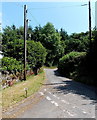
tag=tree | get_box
[64,32,89,54]
[2,25,17,45]
[42,22,56,35]
[2,39,24,62]
[27,40,47,70]
[31,25,42,42]
[17,26,24,39]
[40,22,64,66]
[60,28,69,41]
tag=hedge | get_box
[58,51,86,77]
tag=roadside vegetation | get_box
[1,22,97,95]
[2,70,45,109]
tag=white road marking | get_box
[63,110,75,117]
[73,106,88,115]
[46,96,51,101]
[51,101,55,104]
[48,92,60,99]
[48,92,51,94]
[72,106,77,109]
[67,111,75,116]
[72,94,76,96]
[44,89,47,91]
[53,94,56,97]
[54,102,59,106]
[92,116,95,118]
[51,101,59,107]
[39,92,44,96]
[61,100,69,104]
[82,111,87,114]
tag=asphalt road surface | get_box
[19,68,97,118]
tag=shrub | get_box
[58,52,86,77]
[1,57,23,73]
[27,40,47,69]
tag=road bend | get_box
[18,68,97,118]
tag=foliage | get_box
[1,57,23,73]
[58,52,86,77]
[85,29,97,84]
[64,37,89,54]
[27,40,47,69]
[2,23,97,86]
[2,71,45,109]
[41,22,56,35]
[41,22,64,66]
[60,28,69,41]
[3,39,24,62]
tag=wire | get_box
[28,4,87,10]
[28,10,40,25]
[16,3,23,8]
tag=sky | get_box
[0,0,96,35]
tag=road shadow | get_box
[53,70,97,104]
[54,69,65,77]
[42,83,65,86]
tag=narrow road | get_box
[19,68,97,118]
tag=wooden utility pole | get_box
[89,0,92,52]
[24,5,27,80]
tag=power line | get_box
[28,4,87,10]
[16,3,23,8]
[28,10,40,25]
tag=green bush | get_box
[58,52,86,77]
[64,38,89,54]
[1,57,23,73]
[27,40,47,69]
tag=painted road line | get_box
[48,92,59,99]
[51,101,59,107]
[66,111,75,117]
[73,106,87,115]
[48,92,51,94]
[46,96,51,101]
[73,106,88,115]
[61,100,69,104]
[44,89,47,91]
[53,94,57,97]
[82,111,87,114]
[63,110,66,112]
[72,94,76,96]
[51,101,55,104]
[92,115,95,118]
[72,106,77,109]
[39,92,44,96]
[54,102,59,107]
[63,110,75,117]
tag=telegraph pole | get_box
[81,1,92,52]
[89,0,92,52]
[24,5,27,80]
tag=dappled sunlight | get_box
[53,70,97,104]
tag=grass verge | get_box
[2,71,45,110]
[43,66,57,69]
